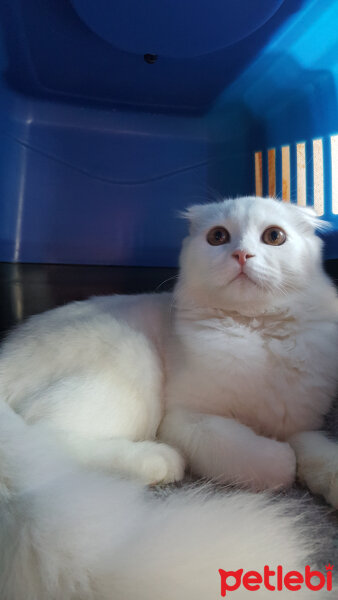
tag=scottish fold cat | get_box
[0,196,337,500]
[1,195,338,599]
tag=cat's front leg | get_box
[289,431,338,508]
[159,408,296,491]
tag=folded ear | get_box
[178,204,210,222]
[291,204,331,232]
[178,203,214,233]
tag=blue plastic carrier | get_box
[0,0,337,266]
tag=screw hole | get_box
[144,53,158,64]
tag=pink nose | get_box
[232,250,255,266]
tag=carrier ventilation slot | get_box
[331,135,338,215]
[255,136,338,216]
[281,146,290,202]
[296,143,306,207]
[254,152,263,197]
[268,149,276,197]
[313,139,324,216]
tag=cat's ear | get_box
[291,205,331,233]
[178,204,211,232]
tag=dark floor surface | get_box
[0,262,178,336]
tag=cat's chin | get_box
[228,272,256,285]
[175,277,279,315]
[218,281,286,315]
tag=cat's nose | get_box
[232,250,255,266]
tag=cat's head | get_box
[176,196,328,313]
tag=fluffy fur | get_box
[1,196,336,493]
[291,399,338,509]
[0,399,332,600]
[161,196,338,493]
[1,195,338,598]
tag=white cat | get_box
[160,196,338,495]
[0,196,337,496]
[0,195,337,599]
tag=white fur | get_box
[0,196,337,496]
[290,431,338,508]
[0,293,184,484]
[161,197,338,492]
[0,400,332,600]
[1,195,338,598]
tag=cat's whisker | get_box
[155,275,179,293]
[203,183,224,203]
[186,183,223,205]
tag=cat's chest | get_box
[178,315,297,368]
[166,315,320,438]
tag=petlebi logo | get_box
[218,564,334,596]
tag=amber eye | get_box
[262,226,286,246]
[206,226,230,246]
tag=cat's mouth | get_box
[229,271,256,285]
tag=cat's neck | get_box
[174,302,289,324]
[173,282,288,320]
[173,272,337,325]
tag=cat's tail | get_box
[0,400,333,600]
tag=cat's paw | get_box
[252,440,296,491]
[136,442,185,485]
[289,431,338,509]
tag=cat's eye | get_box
[206,227,230,246]
[262,226,286,246]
